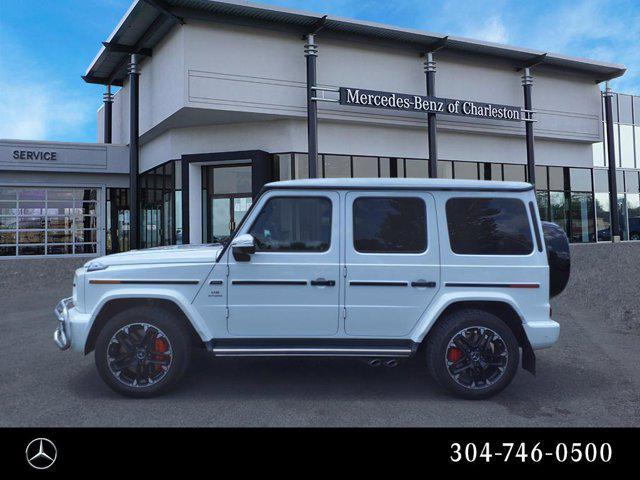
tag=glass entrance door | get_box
[203,164,253,243]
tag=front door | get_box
[226,191,341,336]
[210,195,253,241]
[344,191,440,337]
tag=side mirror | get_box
[231,233,256,262]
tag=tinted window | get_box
[353,197,426,253]
[249,197,331,252]
[446,198,533,255]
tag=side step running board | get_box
[210,347,413,358]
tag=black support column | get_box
[128,54,140,250]
[305,34,319,178]
[603,82,620,242]
[424,52,438,178]
[522,68,536,186]
[103,85,113,144]
[181,158,190,245]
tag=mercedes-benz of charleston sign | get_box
[339,87,523,122]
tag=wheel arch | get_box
[84,298,204,355]
[419,300,536,374]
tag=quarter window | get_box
[353,197,427,253]
[446,198,533,255]
[249,196,331,252]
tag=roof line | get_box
[84,0,627,85]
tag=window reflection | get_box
[569,193,595,243]
[617,195,628,240]
[627,194,640,240]
[550,192,569,235]
[595,193,611,241]
[619,125,635,168]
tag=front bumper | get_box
[54,297,74,350]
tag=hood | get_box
[87,244,223,267]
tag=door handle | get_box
[411,281,436,288]
[311,279,336,287]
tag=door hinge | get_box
[343,266,347,277]
[342,307,347,319]
[225,307,229,319]
[226,264,230,276]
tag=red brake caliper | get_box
[154,338,168,372]
[447,347,462,362]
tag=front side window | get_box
[353,197,427,253]
[249,196,331,252]
[446,197,533,255]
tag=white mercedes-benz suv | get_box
[54,178,567,399]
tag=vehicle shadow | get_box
[68,348,611,407]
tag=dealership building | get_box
[1,0,639,259]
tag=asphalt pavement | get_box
[1,270,638,427]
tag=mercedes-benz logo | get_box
[25,438,57,470]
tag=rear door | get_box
[343,191,440,337]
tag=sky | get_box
[0,0,638,143]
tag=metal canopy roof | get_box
[84,0,626,86]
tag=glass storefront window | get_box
[453,161,478,180]
[274,153,292,180]
[0,187,99,257]
[535,166,548,190]
[595,193,611,242]
[592,140,605,167]
[617,194,628,240]
[613,125,620,167]
[353,156,378,177]
[625,171,640,193]
[437,160,453,179]
[569,193,595,243]
[593,169,609,192]
[627,194,640,240]
[502,164,526,181]
[536,190,550,221]
[550,191,569,234]
[139,161,180,249]
[379,158,391,177]
[619,124,635,169]
[323,155,350,178]
[404,159,428,178]
[294,153,309,179]
[570,168,592,192]
[212,165,251,194]
[548,167,566,191]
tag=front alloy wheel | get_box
[107,323,173,388]
[95,306,191,398]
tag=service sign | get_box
[339,87,523,122]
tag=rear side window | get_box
[353,197,427,253]
[446,198,533,255]
[249,196,332,252]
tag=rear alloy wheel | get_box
[425,309,519,399]
[445,326,508,390]
[95,306,191,398]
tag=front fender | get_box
[86,289,213,345]
[410,290,525,343]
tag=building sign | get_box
[339,87,522,122]
[12,150,58,161]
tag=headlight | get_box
[85,261,108,272]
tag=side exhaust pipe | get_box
[368,358,382,367]
[384,359,398,368]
